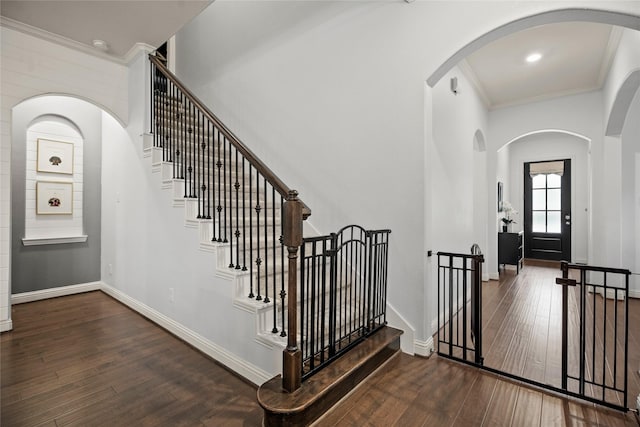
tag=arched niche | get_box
[23,114,85,243]
[473,129,486,152]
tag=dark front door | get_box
[524,159,571,261]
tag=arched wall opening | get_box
[425,7,640,284]
[10,94,124,296]
[499,130,591,264]
[606,73,640,294]
[427,9,640,88]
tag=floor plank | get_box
[1,292,263,427]
[2,278,638,426]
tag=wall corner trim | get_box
[22,235,88,246]
[100,283,273,386]
[414,336,435,357]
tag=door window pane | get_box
[547,212,561,233]
[532,211,546,232]
[532,174,546,189]
[547,173,561,188]
[547,189,561,210]
[532,189,546,210]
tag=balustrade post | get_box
[282,190,303,392]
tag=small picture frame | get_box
[36,181,73,215]
[37,138,74,174]
[497,181,504,212]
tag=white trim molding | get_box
[11,281,102,304]
[414,336,435,357]
[0,17,155,65]
[100,283,272,386]
[386,301,415,355]
[0,319,13,332]
[22,235,88,246]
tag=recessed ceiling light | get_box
[526,52,542,63]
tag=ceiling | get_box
[0,4,624,108]
[460,21,621,110]
[0,0,212,59]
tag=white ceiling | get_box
[0,4,624,109]
[460,22,621,110]
[0,0,212,59]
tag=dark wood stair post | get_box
[282,189,302,393]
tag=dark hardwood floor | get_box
[1,291,263,426]
[2,272,638,426]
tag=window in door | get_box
[531,172,562,233]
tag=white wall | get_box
[0,25,128,331]
[602,26,640,296]
[621,89,640,294]
[100,53,280,378]
[431,67,489,256]
[489,91,604,266]
[506,132,590,264]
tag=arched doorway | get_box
[429,7,640,412]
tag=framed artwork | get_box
[497,181,504,212]
[37,138,74,174]
[36,181,73,215]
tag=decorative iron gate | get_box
[556,261,631,411]
[299,225,391,380]
[436,251,633,412]
[436,252,484,365]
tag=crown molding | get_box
[597,25,624,88]
[458,58,492,108]
[1,16,155,66]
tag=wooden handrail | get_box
[149,54,311,219]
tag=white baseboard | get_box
[414,336,434,357]
[630,289,640,299]
[489,272,500,281]
[0,319,13,332]
[11,281,102,305]
[100,283,272,386]
[386,301,415,355]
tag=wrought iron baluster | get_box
[310,240,317,371]
[234,148,240,269]
[280,197,286,337]
[300,241,307,371]
[178,93,184,180]
[241,158,247,271]
[228,141,234,267]
[206,121,211,220]
[271,186,277,332]
[248,165,254,298]
[263,177,269,304]
[215,129,222,242]
[255,176,262,300]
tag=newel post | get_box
[282,190,303,392]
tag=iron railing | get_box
[299,226,391,380]
[150,54,392,393]
[150,54,308,391]
[436,252,484,365]
[435,251,632,412]
[556,262,631,411]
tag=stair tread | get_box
[257,325,402,419]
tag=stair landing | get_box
[257,326,403,427]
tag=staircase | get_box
[146,54,401,425]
